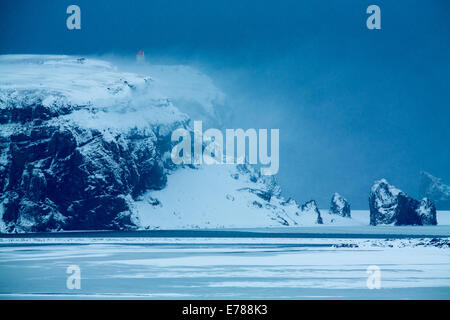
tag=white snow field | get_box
[137,166,332,229]
[1,210,449,300]
[1,213,450,300]
[134,164,368,229]
[0,234,449,299]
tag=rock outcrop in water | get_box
[369,179,437,226]
[329,193,351,218]
[419,171,450,209]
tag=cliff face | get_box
[0,55,188,232]
[0,113,181,232]
[0,55,360,232]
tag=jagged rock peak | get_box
[329,192,351,218]
[369,179,437,226]
[300,200,323,224]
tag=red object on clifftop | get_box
[136,50,145,63]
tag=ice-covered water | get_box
[1,233,450,299]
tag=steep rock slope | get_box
[0,55,188,232]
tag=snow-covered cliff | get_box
[0,55,353,232]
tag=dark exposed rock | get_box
[329,193,351,218]
[0,114,178,232]
[316,214,323,225]
[225,194,235,201]
[252,201,263,208]
[419,171,450,209]
[395,193,421,225]
[369,179,401,225]
[416,197,437,226]
[146,196,162,207]
[369,179,437,226]
[0,91,188,233]
[300,200,323,224]
[238,187,272,202]
[427,238,450,248]
[333,243,359,248]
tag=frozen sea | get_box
[1,212,450,300]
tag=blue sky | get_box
[1,0,449,208]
